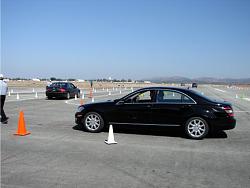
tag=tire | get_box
[185,117,209,139]
[47,96,52,100]
[82,112,104,133]
[66,92,70,99]
[77,91,80,98]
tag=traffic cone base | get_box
[104,139,117,145]
[14,111,31,136]
[14,132,31,136]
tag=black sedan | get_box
[75,87,236,139]
[46,82,80,99]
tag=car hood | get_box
[81,100,116,108]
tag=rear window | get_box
[189,90,215,102]
[157,90,195,104]
[50,83,68,88]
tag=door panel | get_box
[151,104,192,125]
[151,90,195,125]
[111,89,157,124]
[114,104,152,124]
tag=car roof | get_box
[136,86,190,92]
[51,82,69,84]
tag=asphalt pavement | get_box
[1,85,250,188]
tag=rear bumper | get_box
[46,92,67,98]
[210,117,236,131]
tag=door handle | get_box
[182,105,191,109]
[146,104,152,108]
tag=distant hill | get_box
[149,76,250,84]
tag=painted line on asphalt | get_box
[65,100,80,106]
[6,97,45,102]
[234,111,250,113]
[214,88,227,93]
[243,98,250,101]
[65,92,130,106]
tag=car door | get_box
[68,83,76,97]
[151,89,195,125]
[112,89,156,124]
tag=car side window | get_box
[125,90,155,103]
[157,90,194,104]
[157,90,182,103]
[69,83,74,89]
[182,95,194,103]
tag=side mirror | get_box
[116,100,124,105]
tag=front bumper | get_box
[75,112,83,124]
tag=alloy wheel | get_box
[85,114,101,131]
[187,118,206,138]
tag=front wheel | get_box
[83,112,104,133]
[185,117,209,139]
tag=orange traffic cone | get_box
[14,111,30,136]
[80,99,84,105]
[89,90,93,98]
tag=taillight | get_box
[59,88,66,92]
[47,88,52,92]
[222,106,234,117]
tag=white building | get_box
[32,78,41,81]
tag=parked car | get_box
[75,87,236,139]
[192,83,198,88]
[180,83,185,86]
[46,82,80,99]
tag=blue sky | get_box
[1,0,250,79]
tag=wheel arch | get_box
[182,114,212,128]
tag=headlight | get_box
[77,106,85,113]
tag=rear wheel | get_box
[83,112,104,133]
[185,117,209,139]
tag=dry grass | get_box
[7,80,162,89]
[7,80,249,89]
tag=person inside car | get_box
[157,90,164,102]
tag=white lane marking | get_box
[214,88,227,93]
[65,100,79,106]
[234,111,250,113]
[94,92,129,98]
[65,92,130,106]
[6,97,45,102]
